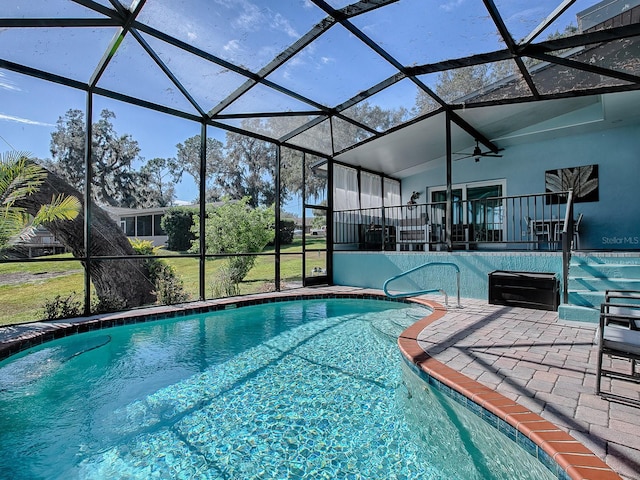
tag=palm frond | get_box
[577,165,594,184]
[33,194,81,225]
[575,178,599,198]
[561,168,577,188]
[544,172,564,192]
[0,208,30,244]
[0,151,47,207]
[1,151,80,249]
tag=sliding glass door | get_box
[467,184,504,242]
[429,180,505,247]
[430,188,464,246]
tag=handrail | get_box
[561,190,574,304]
[383,261,462,308]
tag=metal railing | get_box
[383,261,461,308]
[333,191,573,252]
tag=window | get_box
[153,214,166,236]
[136,215,153,236]
[122,217,135,236]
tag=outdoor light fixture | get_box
[473,143,482,162]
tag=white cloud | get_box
[232,1,263,30]
[288,56,304,67]
[0,113,54,127]
[320,56,334,65]
[213,0,235,7]
[272,13,299,39]
[223,39,242,54]
[225,1,300,39]
[440,0,465,12]
[360,22,379,35]
[0,72,21,92]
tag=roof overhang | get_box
[335,89,640,178]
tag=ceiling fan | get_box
[454,140,503,162]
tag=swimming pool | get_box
[0,298,555,479]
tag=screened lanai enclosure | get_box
[1,0,640,324]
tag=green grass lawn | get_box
[0,237,327,326]
[0,253,80,275]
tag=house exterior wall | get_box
[126,235,168,246]
[400,121,640,251]
[333,251,563,300]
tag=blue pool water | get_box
[0,299,555,479]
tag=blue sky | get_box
[0,0,583,206]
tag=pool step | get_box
[559,254,640,323]
[568,262,640,278]
[370,309,426,339]
[567,290,607,308]
[568,276,640,292]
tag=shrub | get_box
[211,263,241,298]
[152,262,190,305]
[129,238,189,305]
[129,237,160,256]
[91,288,127,314]
[161,206,197,251]
[42,290,129,319]
[40,239,190,319]
[41,292,83,320]
[192,198,274,295]
[278,219,295,245]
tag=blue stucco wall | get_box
[333,251,563,301]
[400,121,640,251]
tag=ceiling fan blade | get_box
[453,140,503,160]
[454,151,502,160]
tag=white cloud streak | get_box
[0,113,55,127]
[506,7,547,25]
[0,72,21,92]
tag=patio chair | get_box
[595,289,640,406]
[524,215,550,249]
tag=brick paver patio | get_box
[415,296,640,480]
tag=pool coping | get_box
[0,289,622,479]
[0,290,410,362]
[398,297,622,480]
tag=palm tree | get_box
[9,153,158,308]
[0,151,81,249]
